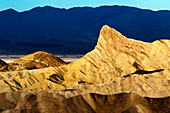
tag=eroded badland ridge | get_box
[0,6,170,55]
[0,25,169,112]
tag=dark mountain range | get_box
[0,5,170,54]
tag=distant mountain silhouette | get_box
[0,5,169,54]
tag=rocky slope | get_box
[0,51,68,72]
[0,25,169,93]
[0,59,7,68]
[0,25,169,112]
[0,92,169,113]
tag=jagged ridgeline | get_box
[0,25,169,97]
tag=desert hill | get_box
[0,51,68,72]
[0,25,169,112]
[0,6,170,54]
[0,25,169,93]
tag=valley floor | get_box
[1,55,83,63]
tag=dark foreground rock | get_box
[0,92,169,113]
[0,59,7,68]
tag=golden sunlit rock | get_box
[0,51,68,72]
[0,25,169,98]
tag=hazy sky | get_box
[0,0,170,12]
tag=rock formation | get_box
[0,51,68,72]
[0,92,169,113]
[1,6,170,55]
[0,25,169,93]
[0,59,7,68]
[0,25,169,112]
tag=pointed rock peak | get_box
[101,25,111,29]
[99,25,126,40]
[96,25,127,49]
[100,25,120,33]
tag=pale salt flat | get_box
[2,59,17,63]
[1,55,83,63]
[3,58,80,63]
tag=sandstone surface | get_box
[0,25,169,112]
[0,25,169,94]
[0,51,68,72]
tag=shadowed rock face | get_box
[0,59,7,68]
[0,25,169,112]
[0,51,68,72]
[0,92,169,113]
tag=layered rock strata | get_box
[0,25,169,95]
[0,25,169,112]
